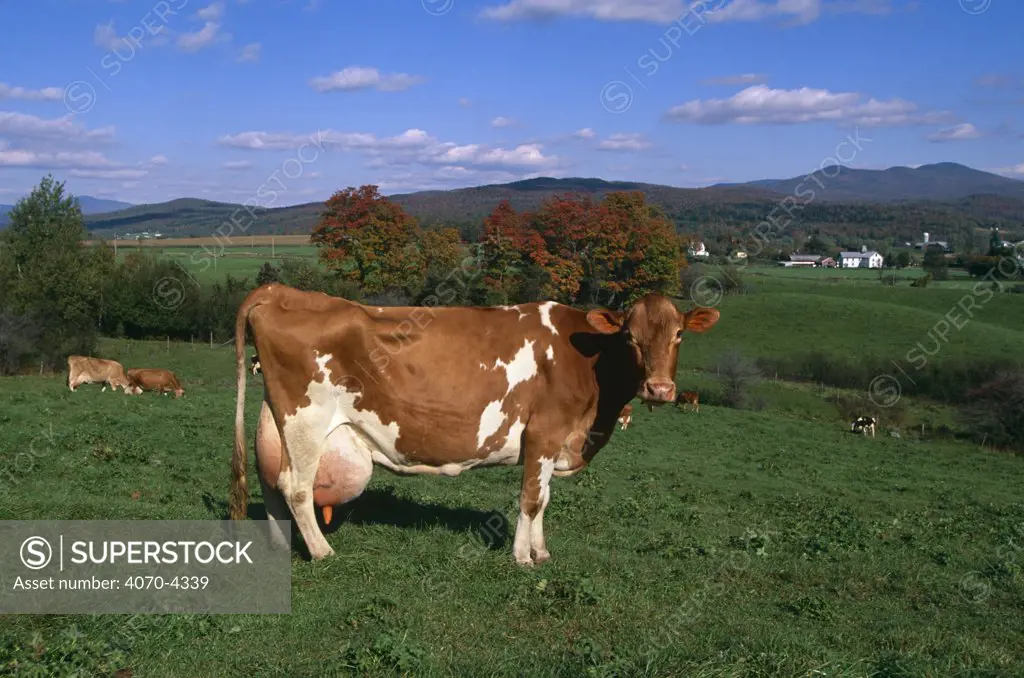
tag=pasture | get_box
[88,236,322,284]
[2,282,1024,675]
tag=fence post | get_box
[210,331,213,349]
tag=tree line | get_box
[0,178,686,374]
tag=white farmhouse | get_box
[688,241,709,258]
[838,250,884,269]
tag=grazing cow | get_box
[251,354,262,375]
[851,415,876,437]
[126,368,185,398]
[617,404,633,430]
[67,356,132,393]
[228,284,720,565]
[676,390,699,413]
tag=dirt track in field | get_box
[84,235,312,248]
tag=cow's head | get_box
[586,294,720,404]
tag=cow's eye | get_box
[675,329,684,340]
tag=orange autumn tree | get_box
[311,185,425,296]
[480,200,541,304]
[505,191,683,307]
[602,192,685,304]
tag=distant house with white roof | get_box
[838,249,884,269]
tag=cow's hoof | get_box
[308,544,335,560]
[514,556,535,567]
[531,549,551,565]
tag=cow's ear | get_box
[586,308,624,334]
[683,306,720,333]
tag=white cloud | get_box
[146,154,169,165]
[216,127,560,172]
[597,132,652,151]
[700,73,767,86]
[237,42,261,62]
[309,67,424,93]
[975,73,1023,89]
[927,123,982,143]
[196,2,226,20]
[491,116,517,128]
[222,160,253,169]
[664,85,953,126]
[573,127,596,138]
[0,150,117,169]
[992,163,1024,177]
[94,22,123,50]
[0,111,116,143]
[0,83,63,102]
[458,97,473,107]
[69,168,149,180]
[177,22,227,51]
[480,0,892,25]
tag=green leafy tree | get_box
[896,251,911,269]
[0,176,110,369]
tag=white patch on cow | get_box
[493,339,537,396]
[479,362,488,370]
[476,400,507,450]
[538,301,559,335]
[376,307,384,313]
[545,345,554,363]
[284,352,401,478]
[490,418,525,465]
[501,305,528,320]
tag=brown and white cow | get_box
[229,283,720,565]
[251,354,262,375]
[67,356,132,393]
[676,390,699,413]
[617,404,633,430]
[126,368,185,398]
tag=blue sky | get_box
[0,0,1021,207]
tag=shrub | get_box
[713,349,760,408]
[0,309,40,375]
[958,371,1024,452]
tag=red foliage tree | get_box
[311,185,425,295]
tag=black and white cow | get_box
[851,416,876,437]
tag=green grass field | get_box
[112,243,323,284]
[2,272,1024,677]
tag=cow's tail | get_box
[229,285,273,521]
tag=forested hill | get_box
[77,163,1024,244]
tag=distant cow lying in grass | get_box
[851,416,876,437]
[675,390,699,413]
[126,368,185,398]
[617,404,633,430]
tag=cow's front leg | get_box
[513,450,556,567]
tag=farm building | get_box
[778,254,837,268]
[688,241,709,258]
[839,250,884,268]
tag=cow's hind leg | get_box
[277,427,334,560]
[254,403,292,550]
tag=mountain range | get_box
[0,196,133,226]
[2,163,1022,240]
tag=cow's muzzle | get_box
[640,380,676,404]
